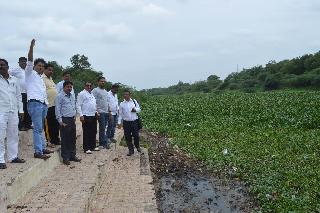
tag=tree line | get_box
[49,54,132,95]
[142,51,320,95]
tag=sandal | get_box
[11,157,26,163]
[0,163,7,169]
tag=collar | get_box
[42,73,52,79]
[64,91,71,97]
[0,73,12,80]
[84,89,92,94]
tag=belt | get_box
[28,99,46,105]
[123,120,136,122]
[62,116,75,119]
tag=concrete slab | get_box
[0,118,82,211]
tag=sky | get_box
[1,0,320,89]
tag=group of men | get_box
[0,39,142,168]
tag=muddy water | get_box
[159,174,244,213]
[142,131,254,212]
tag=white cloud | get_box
[141,3,174,17]
[19,17,77,41]
[166,51,205,60]
[79,21,132,42]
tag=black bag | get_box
[133,99,143,130]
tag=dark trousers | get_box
[60,117,76,160]
[123,120,140,153]
[82,116,97,152]
[45,106,60,145]
[19,93,32,129]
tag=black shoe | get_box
[70,156,81,162]
[63,159,70,165]
[111,138,117,143]
[34,153,51,160]
[11,157,26,163]
[0,163,7,169]
[127,152,134,156]
[137,148,141,153]
[43,149,54,154]
[104,144,111,149]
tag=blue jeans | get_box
[27,102,48,154]
[98,113,108,146]
[107,115,118,140]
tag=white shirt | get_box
[25,61,48,105]
[0,74,23,113]
[76,89,97,117]
[107,91,119,115]
[118,98,141,123]
[9,67,26,93]
[56,80,75,98]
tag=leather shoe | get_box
[34,153,50,160]
[137,148,141,153]
[11,157,26,163]
[70,156,81,162]
[43,149,54,154]
[63,159,70,165]
[0,163,7,169]
[127,152,134,156]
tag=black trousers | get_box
[123,120,140,153]
[60,117,76,160]
[45,106,60,145]
[82,116,97,152]
[19,93,32,129]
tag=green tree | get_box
[70,54,91,69]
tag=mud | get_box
[141,131,258,213]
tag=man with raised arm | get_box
[0,58,26,169]
[25,39,53,160]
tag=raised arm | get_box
[25,39,35,75]
[28,39,35,62]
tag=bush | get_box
[264,76,279,90]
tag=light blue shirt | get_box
[55,91,76,123]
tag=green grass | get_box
[140,91,320,212]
